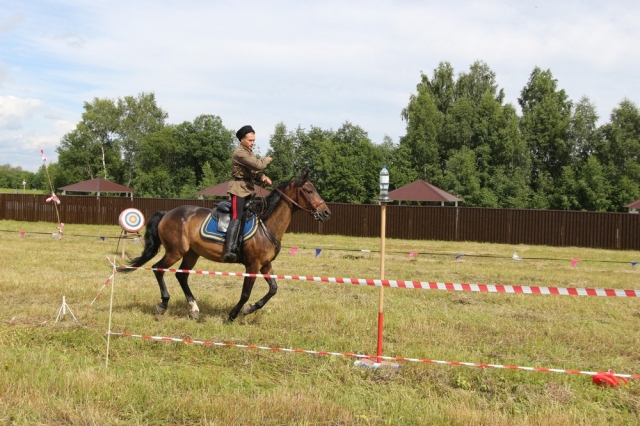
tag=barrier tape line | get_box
[107,332,640,380]
[119,266,640,298]
[88,273,114,307]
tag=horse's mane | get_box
[250,180,292,221]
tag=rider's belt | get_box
[233,177,252,182]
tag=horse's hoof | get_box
[189,310,199,320]
[224,316,235,324]
[156,303,167,315]
[241,304,254,315]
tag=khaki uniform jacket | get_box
[227,145,272,197]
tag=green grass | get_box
[0,187,46,194]
[1,219,640,425]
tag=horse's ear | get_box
[295,169,309,187]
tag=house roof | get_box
[59,178,136,193]
[196,181,271,197]
[388,179,462,202]
[625,199,640,209]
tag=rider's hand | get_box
[262,176,272,186]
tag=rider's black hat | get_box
[236,125,255,141]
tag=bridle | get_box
[254,180,328,254]
[272,182,327,219]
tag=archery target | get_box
[119,208,145,232]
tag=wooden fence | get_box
[1,194,639,250]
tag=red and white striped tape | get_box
[119,266,640,298]
[88,273,114,307]
[108,331,640,380]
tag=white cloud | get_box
[0,96,44,129]
[0,95,75,171]
[0,61,9,88]
[0,13,25,34]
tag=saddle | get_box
[199,197,258,244]
[213,197,254,233]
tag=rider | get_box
[223,125,273,263]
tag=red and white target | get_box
[119,208,145,233]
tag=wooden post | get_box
[121,232,127,258]
[376,201,387,362]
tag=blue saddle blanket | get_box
[199,212,258,243]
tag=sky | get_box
[1,0,639,172]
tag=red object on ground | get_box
[592,369,629,387]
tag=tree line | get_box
[4,61,639,211]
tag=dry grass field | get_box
[1,219,640,425]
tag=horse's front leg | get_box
[228,275,257,322]
[241,262,277,316]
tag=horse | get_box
[120,170,331,322]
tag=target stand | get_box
[55,295,78,323]
[118,208,145,258]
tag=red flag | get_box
[40,147,47,163]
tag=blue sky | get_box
[1,0,639,172]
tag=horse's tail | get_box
[119,211,166,273]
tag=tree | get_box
[197,162,215,189]
[570,96,600,165]
[455,60,504,105]
[0,165,36,191]
[56,128,109,186]
[133,115,234,197]
[118,92,168,186]
[133,126,181,197]
[266,122,297,184]
[442,147,496,206]
[602,99,640,180]
[75,97,122,180]
[518,67,573,191]
[400,74,444,184]
[56,93,168,188]
[173,114,234,185]
[575,156,610,211]
[549,166,579,210]
[317,122,382,203]
[426,61,456,114]
[291,125,333,184]
[600,99,640,210]
[400,61,531,207]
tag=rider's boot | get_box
[222,219,241,263]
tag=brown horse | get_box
[121,170,331,322]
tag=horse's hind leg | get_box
[176,250,201,320]
[242,262,278,316]
[152,252,183,315]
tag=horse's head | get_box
[290,170,331,221]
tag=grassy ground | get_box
[1,219,639,425]
[0,188,45,194]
